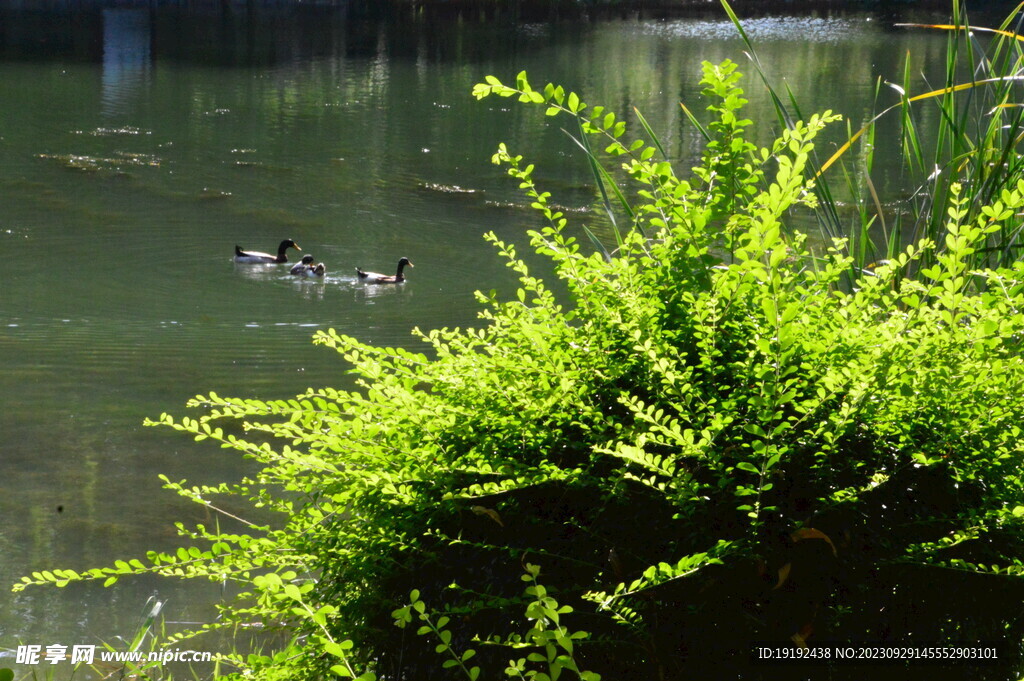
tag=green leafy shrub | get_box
[17,60,1024,680]
[391,563,601,681]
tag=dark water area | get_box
[2,0,1021,65]
[0,0,1019,675]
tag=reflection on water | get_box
[640,15,869,42]
[101,9,151,116]
[0,0,971,663]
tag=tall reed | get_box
[724,0,1024,273]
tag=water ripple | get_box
[639,16,867,43]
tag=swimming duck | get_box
[355,257,413,284]
[234,239,300,264]
[290,254,316,275]
[299,262,327,278]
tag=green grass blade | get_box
[564,120,625,249]
[720,0,792,128]
[565,123,639,227]
[582,224,613,262]
[633,106,669,160]
[679,101,712,143]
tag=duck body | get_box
[356,257,413,284]
[290,255,326,278]
[290,254,315,275]
[234,239,300,264]
[298,262,327,278]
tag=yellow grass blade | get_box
[817,76,1024,178]
[895,23,1024,42]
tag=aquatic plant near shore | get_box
[722,0,1024,274]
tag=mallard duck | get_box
[355,257,413,284]
[234,239,300,264]
[290,254,315,275]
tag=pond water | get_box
[0,1,1001,672]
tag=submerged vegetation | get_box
[15,2,1024,680]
